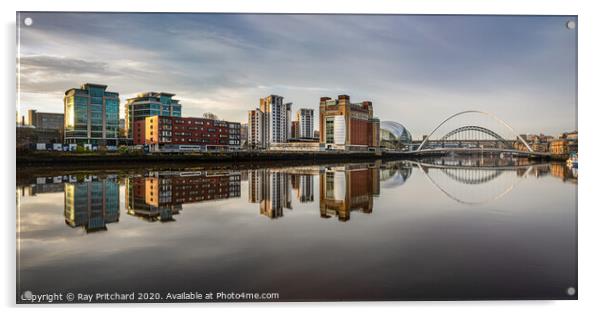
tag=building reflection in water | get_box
[291,174,314,203]
[64,175,120,233]
[126,176,181,222]
[319,162,381,222]
[512,162,577,183]
[549,163,578,183]
[126,171,241,222]
[22,158,575,233]
[246,162,411,221]
[18,176,75,197]
[418,156,577,184]
[380,161,413,189]
[248,170,292,219]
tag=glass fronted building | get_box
[125,92,182,138]
[64,83,120,146]
[64,176,120,233]
[379,121,413,151]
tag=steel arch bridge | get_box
[415,110,535,154]
[411,161,540,205]
[441,125,508,143]
[440,168,503,185]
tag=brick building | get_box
[125,92,182,139]
[319,163,380,222]
[126,171,241,222]
[134,115,240,151]
[290,121,300,139]
[319,95,380,151]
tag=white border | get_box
[3,0,601,315]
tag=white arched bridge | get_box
[409,110,549,157]
[410,160,546,205]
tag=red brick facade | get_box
[319,95,380,150]
[134,115,241,150]
[350,117,369,146]
[133,120,146,145]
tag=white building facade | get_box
[296,108,314,139]
[260,95,291,146]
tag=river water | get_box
[16,157,577,302]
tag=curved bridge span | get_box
[415,110,536,154]
[412,161,550,171]
[440,125,508,144]
[407,160,546,205]
[410,147,550,157]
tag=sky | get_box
[17,13,577,137]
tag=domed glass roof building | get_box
[380,121,412,150]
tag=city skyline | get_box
[17,13,576,136]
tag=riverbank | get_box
[15,150,568,183]
[15,151,409,179]
[16,150,566,175]
[17,150,404,166]
[16,150,565,166]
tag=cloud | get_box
[18,55,117,94]
[20,55,115,76]
[16,13,577,135]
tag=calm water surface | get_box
[16,158,577,301]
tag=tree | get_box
[203,112,219,120]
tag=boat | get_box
[566,153,578,168]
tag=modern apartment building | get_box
[319,95,380,151]
[134,115,240,151]
[260,95,291,145]
[285,102,293,140]
[228,121,242,149]
[296,108,314,139]
[64,83,120,146]
[248,108,265,149]
[125,92,182,138]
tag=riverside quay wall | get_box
[16,150,403,167]
[17,150,562,172]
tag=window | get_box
[326,117,334,144]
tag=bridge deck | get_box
[408,147,549,156]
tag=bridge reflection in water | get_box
[16,157,577,301]
[14,158,577,233]
[412,158,535,205]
